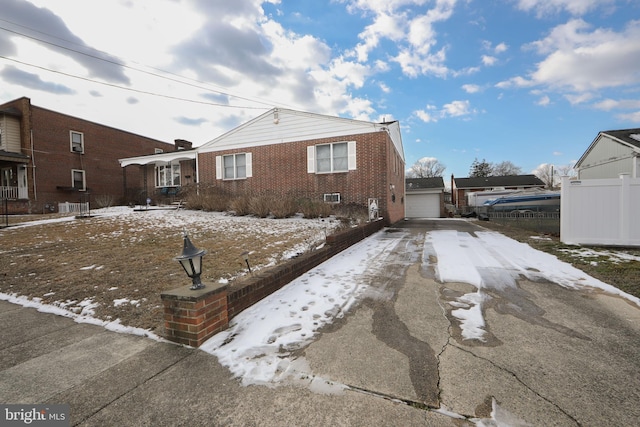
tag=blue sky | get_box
[1,0,639,180]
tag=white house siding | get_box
[0,115,21,153]
[578,135,637,179]
[406,192,441,218]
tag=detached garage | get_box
[405,177,445,218]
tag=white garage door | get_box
[406,193,441,218]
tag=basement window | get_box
[323,193,341,204]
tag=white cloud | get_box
[482,55,497,66]
[537,95,551,106]
[414,99,475,123]
[498,18,640,111]
[494,42,509,54]
[617,111,640,123]
[443,100,471,117]
[462,84,481,93]
[593,98,640,111]
[342,0,458,78]
[515,0,615,17]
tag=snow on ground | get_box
[426,230,640,342]
[199,229,405,389]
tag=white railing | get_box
[561,174,640,246]
[1,186,18,199]
[58,202,90,214]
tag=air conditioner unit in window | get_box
[323,193,340,203]
[72,146,83,153]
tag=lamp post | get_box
[241,251,252,273]
[175,232,207,290]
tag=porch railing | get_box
[0,186,18,199]
[59,202,89,214]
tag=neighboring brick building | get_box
[0,97,175,214]
[121,108,407,224]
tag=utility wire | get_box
[0,22,287,109]
[0,54,269,109]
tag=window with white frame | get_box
[224,153,246,179]
[72,169,86,191]
[155,162,181,187]
[70,131,84,153]
[307,141,356,174]
[323,193,340,203]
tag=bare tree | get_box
[406,157,446,178]
[556,162,577,179]
[533,163,557,189]
[492,160,522,176]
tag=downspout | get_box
[30,129,37,201]
[195,151,200,195]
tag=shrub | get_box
[94,194,116,208]
[249,195,271,218]
[182,185,231,212]
[297,198,332,218]
[229,193,252,216]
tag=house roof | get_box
[0,107,22,117]
[198,107,404,162]
[453,174,545,189]
[575,128,640,168]
[406,177,444,191]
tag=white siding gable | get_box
[199,108,401,159]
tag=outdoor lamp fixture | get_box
[241,251,252,273]
[175,232,207,290]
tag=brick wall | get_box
[0,97,174,213]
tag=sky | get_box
[1,0,639,179]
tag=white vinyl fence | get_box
[561,174,640,246]
[58,202,89,214]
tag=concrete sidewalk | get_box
[0,300,455,426]
[2,219,640,426]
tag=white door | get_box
[18,166,28,199]
[406,193,441,218]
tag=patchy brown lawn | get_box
[0,209,338,333]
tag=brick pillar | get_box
[161,283,229,347]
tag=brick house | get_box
[0,97,175,214]
[451,174,545,211]
[121,108,406,224]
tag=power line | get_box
[0,54,268,109]
[0,21,290,109]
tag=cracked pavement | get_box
[303,219,640,426]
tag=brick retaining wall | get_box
[161,218,387,346]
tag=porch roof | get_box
[0,150,29,163]
[118,150,196,167]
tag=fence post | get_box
[619,174,630,245]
